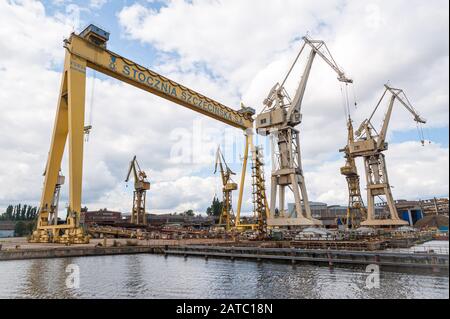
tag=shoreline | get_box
[1,237,448,275]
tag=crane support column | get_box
[30,52,89,244]
[236,129,252,227]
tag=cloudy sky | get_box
[0,0,448,216]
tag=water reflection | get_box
[0,254,448,299]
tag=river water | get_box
[0,242,448,299]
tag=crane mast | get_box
[125,156,150,225]
[256,36,352,227]
[349,84,426,227]
[251,145,269,236]
[214,147,237,231]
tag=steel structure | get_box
[251,146,269,236]
[125,156,150,225]
[340,118,366,228]
[30,25,255,244]
[349,84,426,227]
[214,147,237,231]
[256,36,352,226]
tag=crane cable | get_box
[85,64,97,142]
[401,91,428,146]
[340,82,354,123]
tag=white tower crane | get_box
[256,36,352,226]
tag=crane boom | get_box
[286,37,353,121]
[354,84,427,152]
[257,36,352,134]
[125,155,138,183]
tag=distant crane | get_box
[214,147,237,231]
[125,156,150,225]
[348,84,426,227]
[340,119,366,228]
[256,36,352,226]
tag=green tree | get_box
[206,197,223,217]
[4,205,13,220]
[14,221,28,237]
[20,204,27,220]
[183,210,195,217]
[1,204,38,221]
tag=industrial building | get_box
[81,209,122,225]
[421,198,449,216]
[287,201,425,229]
[146,214,215,229]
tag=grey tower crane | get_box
[349,84,426,227]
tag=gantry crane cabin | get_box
[256,36,352,227]
[125,156,150,225]
[214,147,237,231]
[348,84,426,227]
[30,24,255,244]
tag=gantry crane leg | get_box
[30,52,89,244]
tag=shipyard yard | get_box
[0,0,449,305]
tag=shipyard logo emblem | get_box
[109,55,117,71]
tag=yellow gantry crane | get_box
[340,118,366,228]
[30,24,255,244]
[256,36,352,227]
[125,156,150,225]
[348,84,426,227]
[214,147,237,231]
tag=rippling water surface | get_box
[0,251,448,299]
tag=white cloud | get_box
[89,0,107,9]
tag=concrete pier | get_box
[1,237,447,274]
[164,245,449,274]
